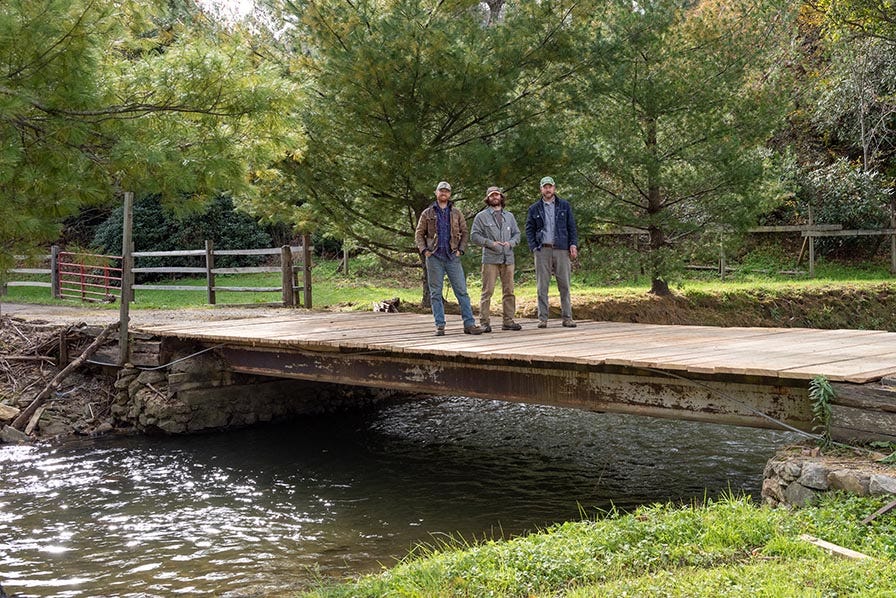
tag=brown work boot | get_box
[502,322,522,330]
[464,325,483,335]
[562,319,577,328]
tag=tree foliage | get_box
[0,0,302,273]
[253,0,577,274]
[573,0,796,294]
[582,0,789,293]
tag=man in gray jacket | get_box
[470,186,523,332]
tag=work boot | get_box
[481,324,492,333]
[502,322,522,331]
[464,325,483,335]
[435,326,445,336]
[562,319,577,328]
[537,321,547,328]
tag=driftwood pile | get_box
[0,316,118,441]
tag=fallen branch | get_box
[10,321,119,432]
[2,356,56,363]
[24,405,47,436]
[861,498,896,525]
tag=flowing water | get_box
[0,396,798,597]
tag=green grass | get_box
[302,494,896,598]
[3,256,895,311]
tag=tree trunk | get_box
[649,277,670,295]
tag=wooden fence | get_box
[2,235,313,308]
[594,220,896,279]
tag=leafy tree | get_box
[802,1,896,180]
[811,0,896,43]
[254,0,577,302]
[0,0,302,275]
[574,0,796,294]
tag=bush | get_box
[91,194,272,278]
[796,160,893,258]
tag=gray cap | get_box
[436,181,452,191]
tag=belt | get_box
[541,243,554,248]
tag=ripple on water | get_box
[0,396,797,596]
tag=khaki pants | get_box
[480,263,517,326]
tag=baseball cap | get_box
[436,181,452,191]
[540,176,555,187]
[484,186,504,199]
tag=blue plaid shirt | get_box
[434,203,453,260]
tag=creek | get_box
[0,395,797,597]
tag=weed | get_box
[808,375,835,449]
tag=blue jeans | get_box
[426,255,475,328]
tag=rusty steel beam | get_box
[217,346,814,433]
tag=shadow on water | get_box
[0,395,798,597]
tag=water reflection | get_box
[0,396,797,597]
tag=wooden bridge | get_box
[133,312,896,442]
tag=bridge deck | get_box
[134,312,896,384]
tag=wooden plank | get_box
[830,404,896,440]
[212,267,281,274]
[748,224,842,233]
[830,383,896,412]
[7,281,52,288]
[803,229,896,238]
[132,267,207,274]
[799,535,872,560]
[9,268,52,274]
[133,249,206,257]
[131,312,896,384]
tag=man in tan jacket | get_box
[415,181,483,336]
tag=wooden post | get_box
[890,198,895,275]
[118,191,134,367]
[719,234,726,280]
[205,240,216,305]
[808,204,815,278]
[302,233,312,309]
[50,245,60,299]
[281,245,295,307]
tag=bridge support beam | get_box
[217,346,816,434]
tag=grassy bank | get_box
[304,494,896,597]
[4,258,895,331]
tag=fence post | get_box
[890,198,895,276]
[118,191,134,366]
[808,204,815,278]
[281,245,295,307]
[205,240,216,305]
[50,245,60,299]
[302,233,312,309]
[719,234,726,280]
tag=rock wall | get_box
[111,348,407,434]
[762,448,896,507]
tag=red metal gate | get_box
[57,251,123,303]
